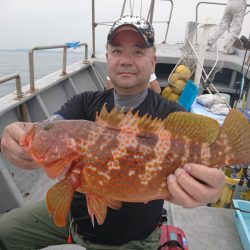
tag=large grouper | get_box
[19,105,250,227]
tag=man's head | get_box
[106,16,156,95]
[107,15,155,48]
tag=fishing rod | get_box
[233,35,250,108]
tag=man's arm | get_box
[148,79,161,94]
[166,163,225,207]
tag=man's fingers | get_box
[1,122,38,169]
[174,168,220,204]
[167,174,202,208]
[166,164,225,207]
[4,152,37,169]
[183,163,225,189]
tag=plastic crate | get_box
[178,80,198,111]
[233,199,250,250]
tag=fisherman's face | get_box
[106,26,156,95]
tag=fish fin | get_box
[106,199,122,210]
[96,105,220,144]
[96,104,164,134]
[86,195,108,225]
[46,178,75,227]
[212,109,250,166]
[95,104,124,129]
[43,160,71,179]
[164,111,220,144]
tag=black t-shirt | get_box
[56,89,184,245]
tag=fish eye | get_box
[43,124,54,131]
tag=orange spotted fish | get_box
[19,106,250,227]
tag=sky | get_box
[0,0,249,51]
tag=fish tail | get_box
[211,109,250,167]
[46,178,75,227]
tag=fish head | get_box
[20,123,58,162]
[20,122,81,178]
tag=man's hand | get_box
[166,163,225,207]
[1,122,39,170]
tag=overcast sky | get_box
[0,0,249,51]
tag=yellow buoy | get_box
[168,93,179,102]
[161,86,172,98]
[175,65,191,81]
[172,79,186,94]
[169,73,180,84]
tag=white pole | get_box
[193,23,214,86]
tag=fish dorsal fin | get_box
[164,111,220,145]
[96,104,164,134]
[96,104,124,129]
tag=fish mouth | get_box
[19,125,36,148]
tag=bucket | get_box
[178,80,198,111]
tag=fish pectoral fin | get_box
[46,178,75,227]
[106,199,122,210]
[86,195,108,225]
[43,159,68,179]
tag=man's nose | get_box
[119,53,133,65]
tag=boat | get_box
[0,1,250,249]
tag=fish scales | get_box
[19,106,250,227]
[82,126,167,201]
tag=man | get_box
[0,15,225,250]
[207,0,247,54]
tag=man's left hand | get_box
[166,163,225,207]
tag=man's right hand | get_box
[1,122,39,170]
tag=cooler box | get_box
[233,199,250,250]
[190,101,226,126]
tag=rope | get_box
[129,0,135,16]
[140,0,143,17]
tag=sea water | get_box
[0,50,85,98]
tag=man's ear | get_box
[106,52,108,60]
[151,55,157,73]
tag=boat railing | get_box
[146,0,173,44]
[91,0,173,57]
[0,73,29,122]
[28,43,89,93]
[0,73,23,99]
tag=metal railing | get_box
[28,43,88,93]
[146,0,173,44]
[0,73,23,99]
[0,73,29,121]
[91,0,174,57]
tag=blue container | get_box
[178,80,199,111]
[233,199,250,250]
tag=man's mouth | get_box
[118,72,135,77]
